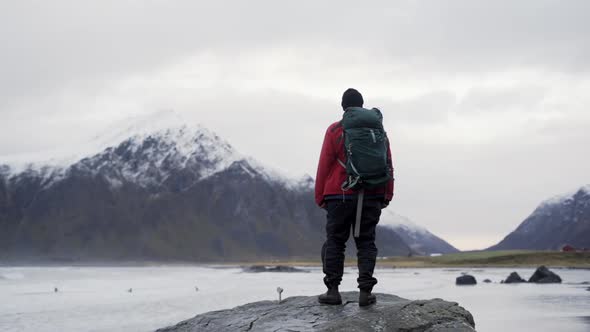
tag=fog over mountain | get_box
[379,210,459,255]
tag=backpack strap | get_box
[341,175,359,191]
[353,189,365,238]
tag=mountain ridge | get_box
[380,210,459,254]
[488,185,590,251]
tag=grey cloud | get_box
[456,85,548,114]
[376,91,456,125]
[2,0,590,108]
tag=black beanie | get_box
[341,88,364,110]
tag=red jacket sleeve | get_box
[385,137,395,202]
[315,126,336,206]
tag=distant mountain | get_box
[0,117,417,262]
[488,185,590,251]
[379,210,459,255]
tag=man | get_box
[315,88,394,307]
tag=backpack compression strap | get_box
[353,189,364,238]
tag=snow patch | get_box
[535,184,590,210]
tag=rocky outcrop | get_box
[504,272,526,284]
[156,292,475,332]
[242,265,309,273]
[456,275,477,285]
[528,266,562,283]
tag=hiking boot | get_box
[318,287,342,305]
[359,290,376,307]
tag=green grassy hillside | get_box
[379,250,590,268]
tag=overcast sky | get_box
[1,0,589,250]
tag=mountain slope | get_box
[488,185,590,251]
[379,210,459,255]
[0,121,413,261]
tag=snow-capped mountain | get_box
[488,185,590,250]
[379,210,459,254]
[72,125,242,191]
[2,113,311,192]
[0,115,411,261]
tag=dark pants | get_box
[321,199,381,291]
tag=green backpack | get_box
[339,107,391,191]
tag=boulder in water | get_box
[504,272,526,284]
[483,279,492,283]
[156,292,475,332]
[528,266,562,283]
[456,275,477,285]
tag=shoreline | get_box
[2,251,589,269]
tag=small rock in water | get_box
[195,286,199,292]
[242,265,309,273]
[483,279,492,283]
[54,287,58,293]
[456,275,477,285]
[528,266,562,283]
[128,288,133,293]
[504,272,527,284]
[586,287,590,292]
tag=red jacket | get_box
[315,121,394,206]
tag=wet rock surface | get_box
[241,265,309,273]
[504,272,527,284]
[156,292,475,332]
[456,275,477,285]
[528,266,562,283]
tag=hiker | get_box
[315,88,394,307]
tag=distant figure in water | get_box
[128,288,133,293]
[54,287,58,293]
[315,88,394,307]
[195,286,199,292]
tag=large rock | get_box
[456,275,477,285]
[528,266,562,283]
[156,292,475,332]
[504,272,526,284]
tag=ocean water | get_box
[0,266,588,332]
